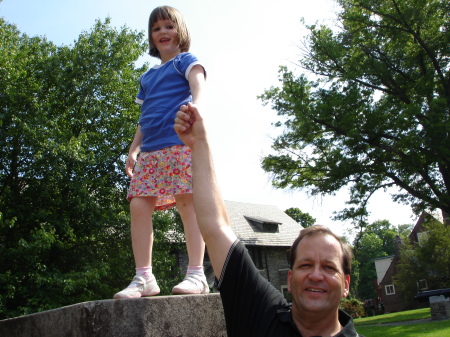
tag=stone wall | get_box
[0,294,226,337]
[430,295,450,320]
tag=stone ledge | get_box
[0,293,226,337]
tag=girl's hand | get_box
[125,153,137,178]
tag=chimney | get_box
[394,235,404,256]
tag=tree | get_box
[352,220,406,300]
[0,17,184,319]
[259,0,450,227]
[284,207,316,227]
[395,217,450,307]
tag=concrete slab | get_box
[0,293,226,337]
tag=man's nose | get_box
[308,265,324,281]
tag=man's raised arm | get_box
[174,103,237,279]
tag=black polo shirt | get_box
[216,240,363,337]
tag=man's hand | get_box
[174,102,206,148]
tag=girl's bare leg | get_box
[175,193,205,266]
[172,193,209,294]
[113,196,160,299]
[130,196,158,267]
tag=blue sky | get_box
[1,0,417,236]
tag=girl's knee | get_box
[130,197,157,214]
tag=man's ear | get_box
[287,270,292,292]
[342,274,350,298]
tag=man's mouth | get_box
[306,288,326,293]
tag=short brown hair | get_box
[148,6,191,59]
[289,225,352,275]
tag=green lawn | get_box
[353,308,450,337]
[354,308,431,325]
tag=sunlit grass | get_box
[356,320,450,337]
[354,308,430,326]
[353,308,450,337]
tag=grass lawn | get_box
[353,308,450,337]
[354,308,431,325]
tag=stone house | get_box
[175,200,304,301]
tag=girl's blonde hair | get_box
[148,6,191,59]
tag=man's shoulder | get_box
[338,309,364,337]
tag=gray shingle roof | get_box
[224,200,303,247]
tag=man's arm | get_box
[174,103,237,279]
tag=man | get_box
[174,103,363,337]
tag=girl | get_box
[114,6,208,299]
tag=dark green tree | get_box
[284,207,316,227]
[395,217,450,307]
[259,0,450,228]
[0,17,183,319]
[352,220,405,300]
[355,233,386,300]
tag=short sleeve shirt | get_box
[216,240,363,337]
[136,52,203,152]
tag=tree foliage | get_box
[259,0,450,226]
[395,217,450,307]
[0,17,183,319]
[284,207,316,227]
[352,220,409,300]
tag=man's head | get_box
[289,225,352,275]
[287,225,351,318]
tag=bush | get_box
[340,298,365,319]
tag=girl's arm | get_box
[188,65,206,106]
[126,125,143,178]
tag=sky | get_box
[0,0,418,237]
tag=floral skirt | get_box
[127,145,192,210]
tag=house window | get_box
[418,279,428,290]
[281,285,292,303]
[417,231,429,246]
[244,216,280,233]
[247,246,263,269]
[385,284,395,295]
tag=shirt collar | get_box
[277,307,359,337]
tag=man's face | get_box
[287,234,350,317]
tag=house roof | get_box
[224,200,303,247]
[378,211,442,287]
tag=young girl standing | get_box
[114,6,208,299]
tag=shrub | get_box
[340,298,365,318]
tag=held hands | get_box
[174,102,206,148]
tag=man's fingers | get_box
[176,109,191,121]
[174,121,187,133]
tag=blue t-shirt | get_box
[136,52,204,152]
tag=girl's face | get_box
[151,19,181,62]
